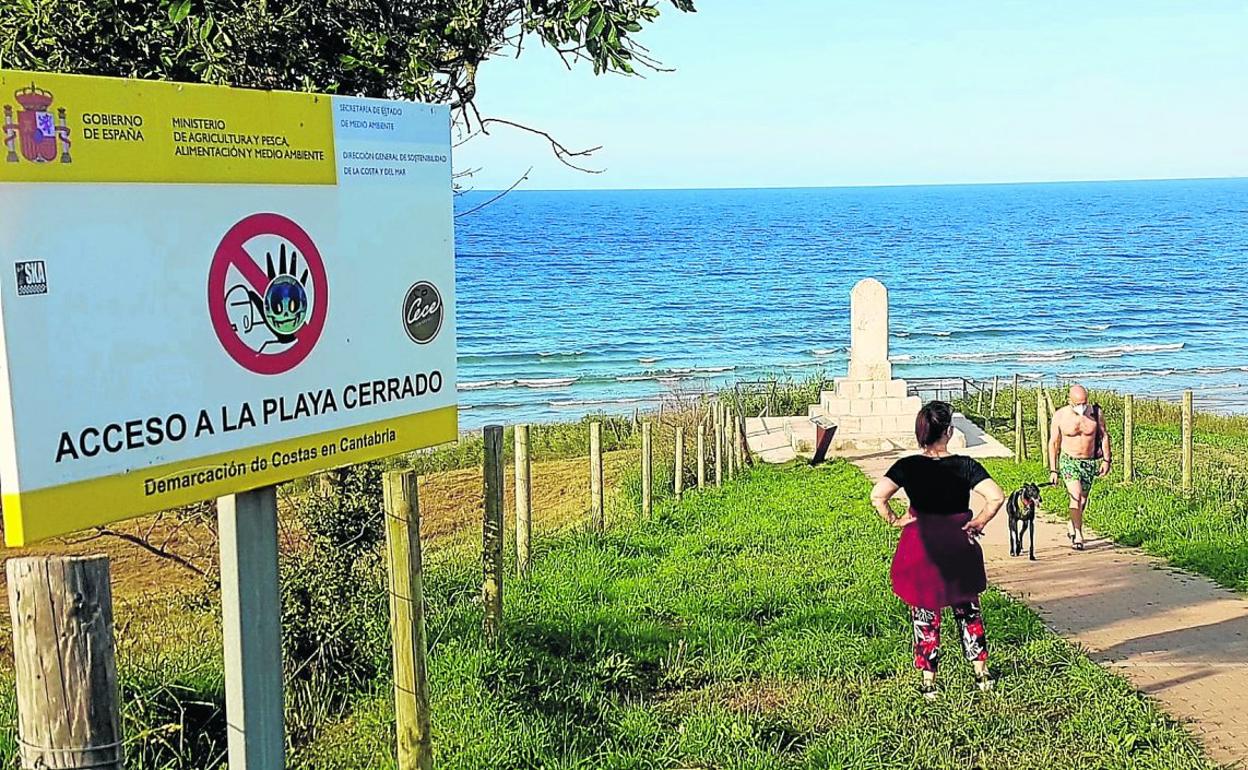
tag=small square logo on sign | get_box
[16,261,47,296]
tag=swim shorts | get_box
[1058,453,1099,494]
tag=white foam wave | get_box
[520,377,579,389]
[552,396,655,408]
[458,377,579,392]
[638,357,662,364]
[890,355,913,362]
[1087,324,1111,331]
[942,342,1183,363]
[810,348,841,356]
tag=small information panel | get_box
[0,70,457,545]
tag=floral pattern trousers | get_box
[911,603,988,672]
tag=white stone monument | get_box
[809,278,923,451]
[745,277,976,462]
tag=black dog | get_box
[1007,482,1042,560]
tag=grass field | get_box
[971,388,1248,591]
[299,461,1211,769]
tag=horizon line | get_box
[459,173,1248,195]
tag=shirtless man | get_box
[1048,384,1111,550]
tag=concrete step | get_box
[820,393,922,417]
[749,430,791,453]
[832,379,910,400]
[757,445,799,464]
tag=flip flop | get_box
[1072,540,1085,551]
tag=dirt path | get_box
[854,451,1248,767]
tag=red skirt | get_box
[891,509,987,611]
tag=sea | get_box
[452,178,1248,431]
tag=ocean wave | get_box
[1018,353,1075,363]
[671,365,736,374]
[810,348,842,356]
[551,396,658,408]
[1087,324,1111,331]
[458,377,580,392]
[942,342,1184,364]
[890,355,913,362]
[538,351,587,360]
[638,357,662,364]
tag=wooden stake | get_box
[514,424,532,576]
[641,421,653,517]
[1182,389,1194,492]
[718,404,728,484]
[728,414,738,469]
[383,472,433,770]
[482,425,504,639]
[1123,394,1135,482]
[989,375,999,430]
[1014,400,1024,463]
[697,423,706,489]
[1013,373,1020,405]
[7,556,123,770]
[590,421,604,530]
[674,426,685,501]
[1037,391,1048,468]
[218,486,284,770]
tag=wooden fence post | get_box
[728,414,738,469]
[218,486,284,770]
[1123,394,1134,482]
[590,421,604,530]
[383,472,433,770]
[482,425,504,640]
[976,386,984,417]
[674,425,685,501]
[989,375,999,430]
[718,404,728,484]
[514,424,532,576]
[7,556,123,770]
[1182,389,1193,492]
[641,421,653,517]
[1014,400,1024,463]
[1037,391,1048,467]
[1013,373,1020,406]
[697,423,706,489]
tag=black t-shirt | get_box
[884,454,992,515]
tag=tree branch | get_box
[478,118,605,173]
[455,167,532,218]
[92,526,210,579]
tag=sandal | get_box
[920,680,939,701]
[976,671,995,692]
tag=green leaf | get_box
[588,11,606,39]
[568,0,593,21]
[168,0,191,23]
[624,21,643,32]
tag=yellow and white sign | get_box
[0,70,456,545]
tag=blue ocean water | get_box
[452,178,1248,430]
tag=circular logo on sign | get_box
[403,282,443,344]
[207,213,329,375]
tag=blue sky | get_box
[454,1,1248,190]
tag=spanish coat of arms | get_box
[4,84,72,164]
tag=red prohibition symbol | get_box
[207,213,329,375]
